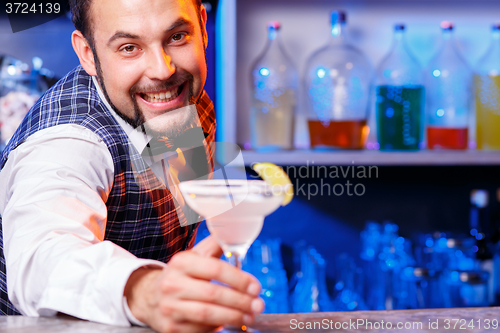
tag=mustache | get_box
[129,71,194,95]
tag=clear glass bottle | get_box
[375,24,425,151]
[443,270,490,307]
[426,21,471,150]
[250,21,297,151]
[291,248,334,312]
[359,222,383,310]
[304,10,372,150]
[333,253,368,311]
[474,23,500,150]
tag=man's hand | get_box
[124,236,264,333]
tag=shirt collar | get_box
[91,76,150,154]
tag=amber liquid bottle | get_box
[304,11,372,149]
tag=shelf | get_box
[238,150,500,166]
[215,0,500,166]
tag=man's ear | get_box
[199,5,208,49]
[72,30,97,76]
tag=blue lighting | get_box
[476,233,484,240]
[433,69,441,77]
[385,108,394,118]
[383,69,392,78]
[437,238,447,249]
[403,267,413,277]
[436,109,445,117]
[347,302,357,310]
[331,26,340,37]
[425,239,433,247]
[473,245,479,252]
[317,68,326,78]
[470,228,477,236]
[259,67,270,77]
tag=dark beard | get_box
[92,48,199,137]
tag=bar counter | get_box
[1,307,499,332]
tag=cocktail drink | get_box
[180,179,286,265]
[179,176,292,333]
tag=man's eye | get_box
[171,33,185,42]
[122,45,136,52]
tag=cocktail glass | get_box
[179,179,290,333]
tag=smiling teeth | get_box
[142,86,180,103]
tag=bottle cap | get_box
[394,24,405,31]
[330,10,347,25]
[440,21,454,31]
[267,21,281,30]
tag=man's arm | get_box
[0,124,164,325]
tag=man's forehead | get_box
[90,0,197,33]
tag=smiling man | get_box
[0,0,264,332]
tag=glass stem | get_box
[227,252,243,270]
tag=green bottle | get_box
[375,24,425,150]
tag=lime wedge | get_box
[252,162,294,206]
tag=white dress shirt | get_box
[0,77,169,326]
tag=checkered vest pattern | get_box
[0,66,216,315]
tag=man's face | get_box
[89,0,207,136]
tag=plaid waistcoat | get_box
[0,66,216,315]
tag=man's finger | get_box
[163,300,254,327]
[168,252,262,296]
[192,235,223,258]
[169,278,264,314]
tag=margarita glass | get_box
[179,178,290,332]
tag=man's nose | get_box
[147,48,175,80]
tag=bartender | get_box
[0,0,264,332]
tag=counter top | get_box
[1,307,499,332]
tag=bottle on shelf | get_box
[470,190,493,261]
[474,23,500,150]
[425,21,471,150]
[375,24,425,151]
[303,10,372,150]
[250,21,298,151]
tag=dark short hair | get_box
[69,0,203,46]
